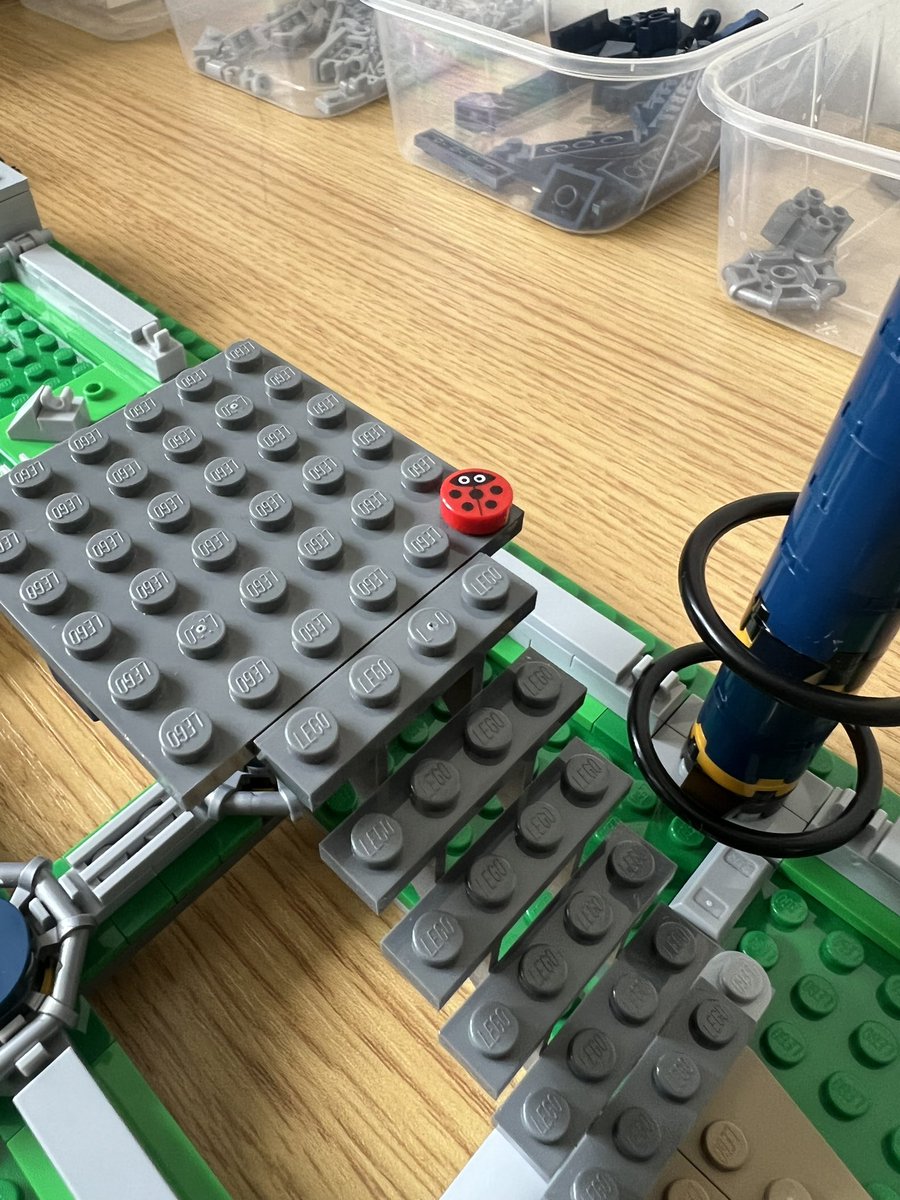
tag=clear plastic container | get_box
[20,0,170,39]
[367,0,804,231]
[165,0,539,118]
[701,0,900,354]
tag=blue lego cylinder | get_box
[687,278,900,802]
[0,896,33,1020]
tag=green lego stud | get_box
[739,930,780,970]
[820,929,866,973]
[851,1021,899,1068]
[822,1070,871,1120]
[770,889,809,929]
[792,973,838,1020]
[762,1019,808,1067]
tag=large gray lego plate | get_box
[0,340,522,804]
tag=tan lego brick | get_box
[678,1048,869,1200]
[650,1152,732,1200]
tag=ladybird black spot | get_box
[461,502,474,511]
[490,485,503,495]
[485,500,497,509]
[470,488,483,500]
[449,489,462,499]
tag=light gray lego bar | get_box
[0,163,41,245]
[382,740,631,1009]
[670,841,774,940]
[541,979,759,1200]
[440,827,674,1097]
[256,556,536,812]
[493,906,719,1178]
[492,549,685,730]
[14,1045,178,1200]
[13,243,187,380]
[441,1131,545,1200]
[320,650,586,912]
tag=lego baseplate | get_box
[1,198,899,1200]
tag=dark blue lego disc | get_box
[0,897,32,1018]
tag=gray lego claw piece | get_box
[541,978,761,1200]
[439,826,674,1097]
[723,248,847,314]
[256,554,535,813]
[7,385,91,444]
[381,740,631,1009]
[493,906,719,1178]
[0,341,522,808]
[319,649,586,912]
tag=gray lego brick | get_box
[0,341,522,806]
[257,555,535,812]
[493,906,718,1178]
[439,826,674,1097]
[319,649,585,911]
[14,243,187,380]
[13,1045,178,1200]
[0,163,41,243]
[670,842,774,941]
[542,979,758,1200]
[382,740,631,1008]
[493,550,685,728]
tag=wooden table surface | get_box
[1,6,896,1199]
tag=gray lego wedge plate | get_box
[382,740,632,1008]
[319,649,585,910]
[0,340,522,805]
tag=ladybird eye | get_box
[473,473,487,484]
[457,474,471,485]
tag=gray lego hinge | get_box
[320,650,586,912]
[382,740,632,1009]
[440,826,674,1097]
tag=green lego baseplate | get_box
[1,273,899,1200]
[0,245,217,467]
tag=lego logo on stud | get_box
[106,457,148,498]
[239,567,287,613]
[565,889,612,944]
[468,1002,518,1058]
[514,658,562,710]
[690,997,738,1049]
[351,488,394,531]
[613,1106,661,1162]
[291,609,340,658]
[162,425,204,463]
[571,1168,620,1200]
[567,1028,617,1083]
[224,339,263,372]
[228,656,280,708]
[653,920,697,970]
[518,944,568,1000]
[192,528,238,572]
[176,366,214,400]
[410,758,461,815]
[461,561,509,610]
[215,394,254,430]
[403,523,449,569]
[0,530,29,573]
[522,1088,570,1145]
[349,565,397,612]
[124,395,164,432]
[20,568,68,614]
[411,910,463,967]
[350,813,403,868]
[250,490,293,532]
[562,753,609,805]
[464,706,514,760]
[46,492,91,534]
[257,423,299,462]
[466,852,516,910]
[307,391,346,429]
[10,458,53,497]
[284,707,339,763]
[653,1050,701,1102]
[159,707,214,763]
[264,363,304,398]
[400,452,443,493]
[68,426,109,464]
[204,456,247,496]
[108,657,160,710]
[610,972,659,1026]
[62,611,112,661]
[609,839,656,888]
[352,421,393,460]
[349,655,400,709]
[177,611,227,659]
[302,453,344,493]
[129,569,177,615]
[407,607,457,657]
[297,526,342,571]
[86,529,133,573]
[148,491,191,533]
[516,799,562,853]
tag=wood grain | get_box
[0,6,895,1198]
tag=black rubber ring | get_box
[679,492,900,727]
[627,643,882,857]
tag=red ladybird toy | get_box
[439,469,514,536]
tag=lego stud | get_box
[440,469,513,536]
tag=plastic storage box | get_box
[20,0,170,39]
[367,0,805,232]
[701,0,900,355]
[165,0,540,118]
